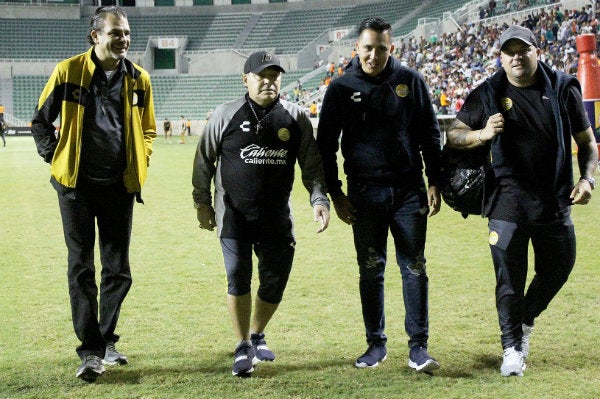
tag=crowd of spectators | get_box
[407,2,598,114]
[294,1,600,117]
[479,0,561,20]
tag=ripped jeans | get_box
[348,181,430,348]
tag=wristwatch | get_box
[580,176,595,190]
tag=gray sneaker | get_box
[76,355,105,382]
[104,342,128,366]
[521,324,534,360]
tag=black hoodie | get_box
[317,55,442,198]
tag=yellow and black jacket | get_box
[32,47,156,195]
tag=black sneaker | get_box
[76,355,105,382]
[251,333,275,364]
[104,342,128,365]
[408,345,440,372]
[232,341,255,377]
[355,344,387,368]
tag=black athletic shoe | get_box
[355,344,387,368]
[251,333,275,364]
[232,341,254,377]
[408,345,440,372]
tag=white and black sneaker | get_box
[355,343,387,368]
[408,345,440,373]
[232,341,255,377]
[251,332,275,364]
[500,346,525,377]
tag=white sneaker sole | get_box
[102,357,129,366]
[500,362,526,377]
[252,355,275,365]
[102,359,129,366]
[232,367,254,377]
[408,358,440,372]
[355,355,387,368]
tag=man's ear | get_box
[90,30,98,44]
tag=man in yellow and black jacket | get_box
[31,6,156,383]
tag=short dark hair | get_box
[87,6,128,46]
[358,17,392,36]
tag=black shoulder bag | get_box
[440,143,493,218]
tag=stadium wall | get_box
[0,4,80,19]
[186,50,297,75]
[0,62,57,79]
[126,0,382,15]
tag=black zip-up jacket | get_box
[317,55,442,198]
[463,61,586,216]
[192,95,329,240]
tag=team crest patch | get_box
[278,128,290,141]
[500,97,513,111]
[395,84,409,98]
[489,231,499,246]
[72,88,81,102]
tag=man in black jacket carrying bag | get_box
[446,25,597,377]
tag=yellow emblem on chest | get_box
[395,84,409,98]
[278,128,290,141]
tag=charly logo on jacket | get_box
[501,97,513,111]
[395,84,409,97]
[240,121,251,132]
[277,128,290,141]
[240,144,288,165]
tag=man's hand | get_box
[481,112,504,142]
[313,204,330,233]
[333,194,356,225]
[196,203,216,231]
[427,186,441,217]
[570,179,593,205]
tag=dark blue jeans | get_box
[56,179,134,359]
[348,181,430,348]
[488,219,576,350]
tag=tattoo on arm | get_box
[446,119,473,148]
[574,127,599,177]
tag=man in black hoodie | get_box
[317,17,442,372]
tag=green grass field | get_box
[1,136,599,399]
